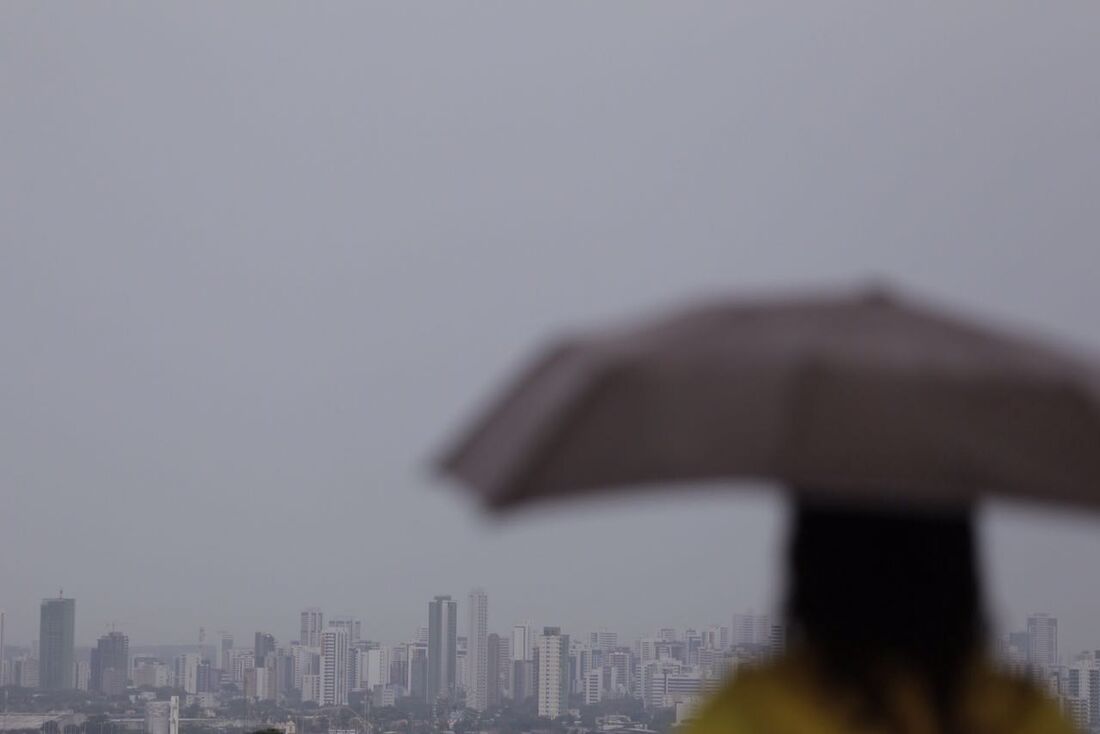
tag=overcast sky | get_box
[3,3,1100,655]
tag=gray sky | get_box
[3,3,1100,655]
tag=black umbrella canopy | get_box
[439,285,1100,512]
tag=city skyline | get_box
[2,591,1087,734]
[0,586,1094,660]
[0,591,1090,673]
[4,2,1100,672]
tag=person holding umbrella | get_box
[687,499,1069,734]
[441,286,1090,733]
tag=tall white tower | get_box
[467,588,489,711]
[320,626,349,706]
[512,622,534,662]
[537,627,569,719]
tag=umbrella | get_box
[439,285,1100,512]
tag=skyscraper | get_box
[145,700,170,734]
[512,623,534,663]
[361,646,389,690]
[75,660,91,691]
[292,643,319,692]
[588,630,618,653]
[731,612,769,647]
[320,626,349,706]
[496,635,512,699]
[174,654,200,695]
[487,633,503,708]
[328,617,361,691]
[511,621,535,702]
[145,697,178,734]
[300,608,324,648]
[255,632,276,664]
[329,617,361,643]
[405,642,428,701]
[537,627,569,719]
[427,595,457,703]
[91,631,129,696]
[39,596,76,690]
[1027,614,1058,669]
[220,633,234,672]
[467,588,489,711]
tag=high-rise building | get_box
[1027,614,1058,669]
[220,634,234,672]
[389,645,408,692]
[571,640,596,694]
[702,626,730,651]
[427,595,457,703]
[1066,655,1100,729]
[228,649,254,684]
[329,618,361,692]
[512,623,534,662]
[732,612,770,648]
[361,646,389,690]
[255,632,276,665]
[607,650,632,697]
[301,673,321,704]
[512,659,535,702]
[467,589,489,711]
[300,608,324,648]
[0,609,5,687]
[487,634,503,708]
[39,596,76,690]
[133,658,169,688]
[175,654,200,695]
[768,623,787,657]
[320,626,349,706]
[537,628,569,719]
[584,668,602,705]
[329,617,361,643]
[511,621,535,700]
[145,699,172,734]
[91,631,130,696]
[589,630,618,653]
[243,667,260,700]
[496,635,512,698]
[293,643,320,692]
[456,637,467,692]
[146,697,185,734]
[405,642,428,701]
[14,656,39,689]
[261,651,279,701]
[197,659,218,694]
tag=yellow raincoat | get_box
[689,651,1074,734]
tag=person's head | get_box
[785,497,985,727]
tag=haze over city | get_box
[4,1,1100,660]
